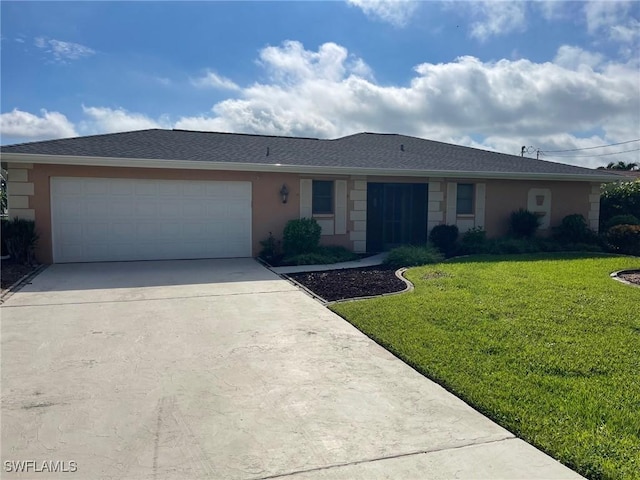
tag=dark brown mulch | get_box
[618,270,640,286]
[1,259,38,292]
[288,266,407,302]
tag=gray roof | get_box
[0,129,618,180]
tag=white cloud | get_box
[4,41,638,169]
[584,1,640,43]
[34,37,95,63]
[174,41,639,168]
[534,0,568,21]
[347,0,418,27]
[468,1,527,41]
[610,18,640,43]
[0,108,77,140]
[191,71,240,90]
[554,45,604,70]
[80,106,170,134]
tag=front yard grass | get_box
[331,253,640,480]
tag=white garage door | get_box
[51,177,252,263]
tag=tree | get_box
[597,161,639,171]
[0,167,7,215]
[600,180,640,230]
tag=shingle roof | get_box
[0,128,618,180]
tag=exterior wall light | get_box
[280,184,289,204]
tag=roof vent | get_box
[400,144,405,152]
[266,147,270,156]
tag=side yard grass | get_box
[331,253,640,480]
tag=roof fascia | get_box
[0,152,620,183]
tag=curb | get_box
[282,275,330,305]
[0,264,48,304]
[282,267,415,306]
[326,268,414,305]
[610,269,640,288]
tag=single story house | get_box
[0,129,619,264]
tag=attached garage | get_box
[50,177,252,263]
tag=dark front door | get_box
[366,183,428,252]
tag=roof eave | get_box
[0,152,620,183]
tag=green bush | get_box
[384,245,443,268]
[458,227,488,254]
[562,242,603,253]
[259,232,281,260]
[486,237,541,254]
[509,209,540,238]
[1,218,8,256]
[606,224,640,256]
[3,218,39,265]
[600,181,640,230]
[282,218,321,256]
[552,214,598,244]
[283,245,358,266]
[604,214,640,231]
[428,224,459,256]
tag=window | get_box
[456,183,474,215]
[312,180,333,214]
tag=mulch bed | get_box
[288,266,407,302]
[618,270,640,286]
[1,259,39,292]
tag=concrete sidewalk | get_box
[1,259,583,479]
[271,252,387,274]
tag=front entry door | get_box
[366,183,428,252]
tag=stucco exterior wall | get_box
[482,180,593,237]
[26,164,311,263]
[12,163,600,263]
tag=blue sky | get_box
[1,1,639,168]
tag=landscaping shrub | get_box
[606,224,640,256]
[458,227,488,255]
[384,245,443,268]
[552,214,598,244]
[604,214,640,231]
[3,218,38,265]
[600,180,640,229]
[561,242,603,253]
[428,224,459,257]
[508,209,540,238]
[258,232,282,264]
[282,218,321,256]
[486,237,545,254]
[283,245,358,266]
[1,218,8,256]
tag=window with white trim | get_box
[312,180,334,214]
[456,183,474,215]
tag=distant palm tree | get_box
[0,168,7,214]
[597,161,639,171]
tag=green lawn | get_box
[331,253,640,480]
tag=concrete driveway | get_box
[1,259,581,479]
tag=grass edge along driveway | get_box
[331,253,640,480]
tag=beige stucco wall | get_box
[482,179,593,237]
[26,164,312,263]
[13,164,599,263]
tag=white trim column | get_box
[427,179,444,233]
[588,183,601,232]
[7,163,35,220]
[349,177,367,252]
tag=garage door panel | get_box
[85,179,109,195]
[51,177,252,263]
[135,200,158,217]
[184,183,206,196]
[86,201,109,217]
[83,223,109,242]
[54,178,83,195]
